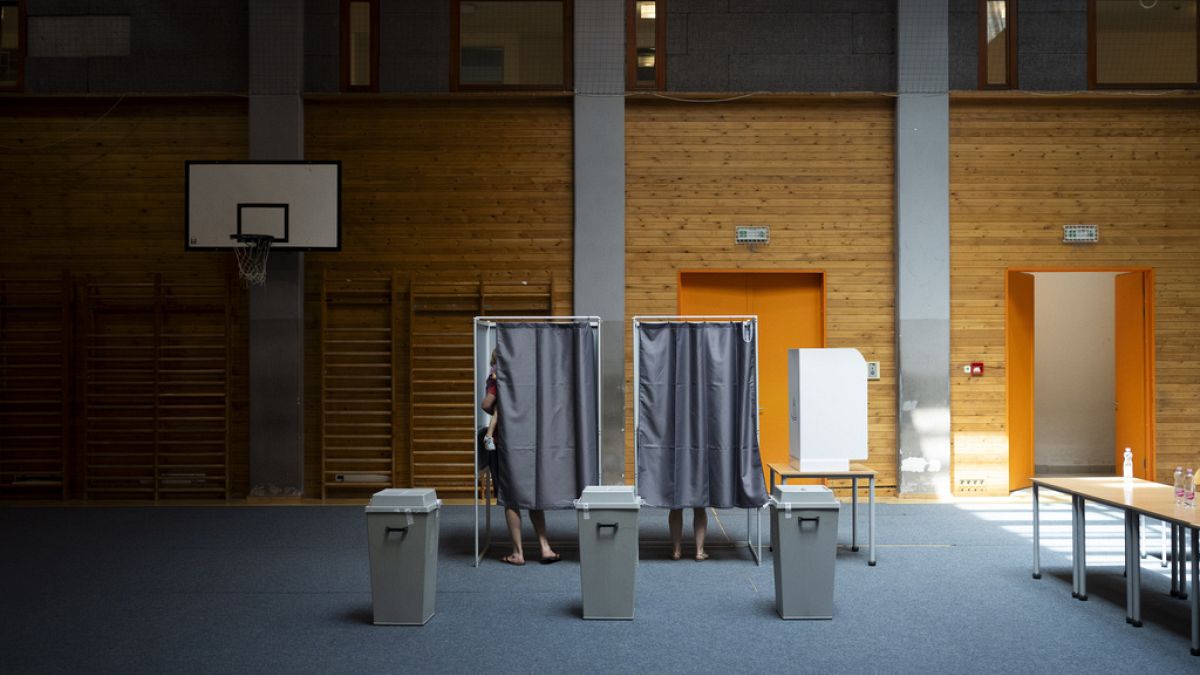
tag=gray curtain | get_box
[494,323,600,510]
[637,322,767,509]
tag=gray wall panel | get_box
[669,53,730,91]
[732,53,894,91]
[896,93,952,497]
[853,12,896,54]
[896,1,951,496]
[27,0,89,14]
[248,1,306,496]
[574,95,626,484]
[89,0,133,13]
[249,0,304,94]
[304,1,338,92]
[575,0,624,94]
[132,14,243,57]
[1019,53,1087,91]
[379,7,450,92]
[86,55,247,92]
[24,57,90,90]
[948,6,976,90]
[670,0,728,13]
[25,0,248,93]
[668,3,895,91]
[737,0,893,11]
[1019,9,1087,90]
[28,17,130,57]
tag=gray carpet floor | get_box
[1,497,1196,674]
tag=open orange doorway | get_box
[679,272,825,483]
[1006,269,1155,491]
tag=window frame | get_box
[450,0,574,92]
[978,0,1018,90]
[340,0,380,93]
[0,0,26,93]
[1089,0,1200,89]
[627,0,666,91]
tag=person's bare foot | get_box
[695,551,709,562]
[502,552,525,566]
[671,550,682,561]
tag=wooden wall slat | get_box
[304,99,573,498]
[950,97,1200,494]
[625,98,898,492]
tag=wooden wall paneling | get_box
[80,273,232,500]
[156,274,231,499]
[320,270,395,498]
[949,96,1200,493]
[303,98,574,499]
[409,278,481,499]
[625,97,898,493]
[0,274,71,498]
[83,275,158,499]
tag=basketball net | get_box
[230,234,273,286]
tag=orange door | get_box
[679,272,824,481]
[1114,272,1151,478]
[1006,271,1035,492]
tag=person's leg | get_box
[669,509,683,560]
[529,509,560,562]
[694,507,709,561]
[503,507,525,565]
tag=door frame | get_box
[1004,266,1156,487]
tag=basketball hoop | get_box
[230,234,274,286]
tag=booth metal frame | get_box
[472,316,603,567]
[632,315,765,565]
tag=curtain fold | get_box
[637,321,767,509]
[494,322,599,510]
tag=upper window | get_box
[0,0,24,92]
[1091,0,1199,88]
[452,1,572,90]
[980,0,1017,89]
[341,0,379,92]
[628,0,664,90]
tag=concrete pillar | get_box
[573,0,626,484]
[896,0,952,496]
[247,1,305,496]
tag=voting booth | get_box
[788,348,869,472]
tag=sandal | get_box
[695,552,710,562]
[540,553,562,565]
[502,553,526,566]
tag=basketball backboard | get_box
[185,161,341,250]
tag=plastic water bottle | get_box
[1176,467,1186,505]
[1122,448,1133,481]
[1186,469,1196,508]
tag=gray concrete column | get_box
[574,0,626,484]
[247,1,305,496]
[896,0,951,496]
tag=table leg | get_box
[1140,514,1146,560]
[1075,494,1084,593]
[1131,513,1143,627]
[1191,527,1199,656]
[1032,483,1041,580]
[1163,521,1169,568]
[851,477,859,552]
[1125,511,1133,623]
[1184,530,1191,601]
[868,475,876,567]
[1079,497,1088,601]
[1173,524,1181,598]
